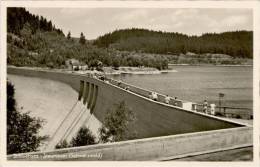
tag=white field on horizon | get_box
[8,74,101,149]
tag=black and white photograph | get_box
[0,0,260,166]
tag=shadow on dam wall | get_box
[7,67,253,160]
[7,67,246,139]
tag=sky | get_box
[27,8,253,40]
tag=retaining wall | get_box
[7,126,252,161]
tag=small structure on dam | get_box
[7,67,253,161]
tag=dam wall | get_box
[7,66,253,160]
[7,126,252,161]
[7,67,246,140]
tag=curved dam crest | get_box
[7,67,244,135]
[7,67,253,160]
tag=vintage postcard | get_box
[0,1,259,167]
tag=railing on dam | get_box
[106,77,192,108]
[103,77,252,120]
[195,104,253,119]
[106,78,197,113]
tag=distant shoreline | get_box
[168,64,253,67]
[7,64,252,76]
[108,69,177,75]
[102,66,177,75]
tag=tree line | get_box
[7,8,64,36]
[7,8,251,70]
[7,8,169,70]
[94,28,253,59]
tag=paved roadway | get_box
[171,118,253,161]
[173,147,253,161]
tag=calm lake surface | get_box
[111,65,253,109]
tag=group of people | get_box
[92,75,217,115]
[202,100,216,115]
[92,73,111,84]
[165,95,178,106]
[92,73,105,80]
[149,92,216,116]
[149,92,179,106]
[149,92,158,101]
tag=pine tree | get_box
[55,140,69,149]
[98,101,136,143]
[7,8,63,35]
[7,81,48,154]
[70,126,96,147]
[79,32,86,45]
[67,31,71,40]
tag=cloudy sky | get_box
[27,8,253,39]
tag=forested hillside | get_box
[7,8,63,36]
[7,8,170,70]
[94,28,253,59]
[7,8,253,70]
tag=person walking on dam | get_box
[149,92,153,99]
[210,103,216,115]
[173,97,178,106]
[165,95,170,104]
[203,100,208,114]
[152,92,158,101]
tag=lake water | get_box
[111,65,253,109]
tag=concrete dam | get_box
[7,67,252,161]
